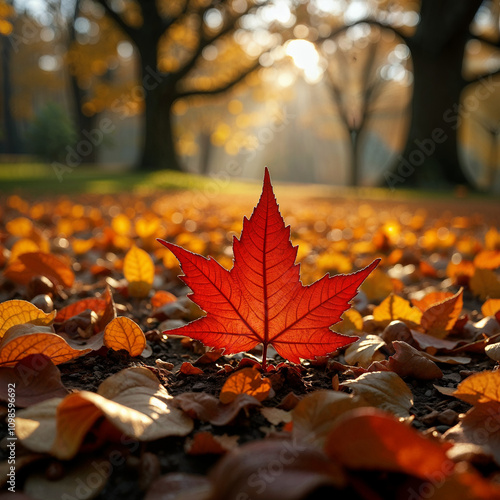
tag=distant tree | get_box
[85,0,282,171]
[309,0,500,188]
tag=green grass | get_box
[0,163,497,206]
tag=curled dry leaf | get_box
[375,340,443,380]
[219,368,272,404]
[208,439,345,500]
[485,341,500,361]
[344,334,386,368]
[172,392,261,426]
[4,251,74,288]
[16,367,194,459]
[412,291,454,312]
[185,431,239,455]
[410,330,461,353]
[291,390,366,447]
[0,300,56,339]
[0,354,68,407]
[103,316,147,357]
[324,407,454,481]
[124,245,155,298]
[420,288,463,338]
[341,371,414,418]
[0,324,92,366]
[373,294,422,329]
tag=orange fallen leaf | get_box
[103,317,146,357]
[324,408,454,480]
[373,294,422,328]
[420,288,463,338]
[474,250,500,270]
[482,298,500,318]
[219,367,272,404]
[8,239,40,264]
[412,291,454,312]
[0,325,91,366]
[184,431,239,455]
[151,290,177,309]
[55,297,107,323]
[4,251,74,288]
[179,362,204,375]
[0,300,56,339]
[124,245,155,298]
[452,369,500,405]
[194,348,225,365]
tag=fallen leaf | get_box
[179,362,204,375]
[103,316,147,357]
[209,439,345,500]
[158,168,378,369]
[260,407,292,426]
[151,290,177,309]
[421,352,472,365]
[185,431,239,455]
[16,367,194,459]
[474,250,500,270]
[194,348,224,365]
[470,268,500,300]
[0,354,68,407]
[378,340,443,380]
[420,289,463,338]
[412,291,454,312]
[4,251,74,288]
[0,300,56,339]
[0,325,91,366]
[172,392,261,426]
[219,367,272,403]
[55,297,107,323]
[145,473,212,500]
[482,298,500,318]
[485,341,500,361]
[291,390,366,447]
[24,457,110,500]
[344,334,386,368]
[324,408,454,480]
[124,244,155,298]
[341,371,414,418]
[452,369,500,405]
[410,330,461,352]
[336,308,363,334]
[373,293,422,328]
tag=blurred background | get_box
[0,0,499,191]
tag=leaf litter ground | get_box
[1,179,500,500]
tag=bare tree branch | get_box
[94,0,138,41]
[176,58,261,99]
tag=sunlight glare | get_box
[285,39,324,84]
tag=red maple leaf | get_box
[158,168,379,369]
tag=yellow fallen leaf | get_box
[452,370,500,405]
[219,368,272,404]
[103,317,146,357]
[0,300,56,339]
[123,245,155,298]
[373,294,422,328]
[470,269,500,300]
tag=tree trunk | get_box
[392,0,482,188]
[136,43,182,171]
[1,34,20,154]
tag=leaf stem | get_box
[261,343,268,371]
